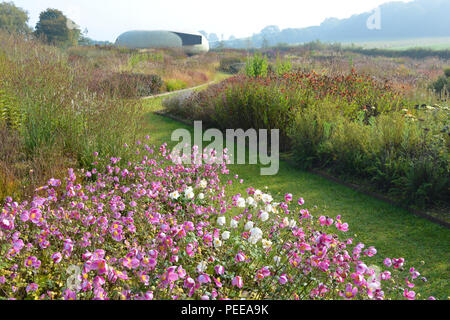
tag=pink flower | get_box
[232,276,243,288]
[336,220,349,232]
[393,258,405,269]
[29,208,42,224]
[197,273,211,284]
[51,252,62,264]
[24,256,40,269]
[279,274,288,285]
[215,265,225,275]
[297,198,305,206]
[48,178,61,187]
[403,289,416,300]
[342,283,358,300]
[235,252,246,263]
[284,193,293,202]
[383,258,392,267]
[26,283,38,293]
[184,277,195,288]
[63,289,77,300]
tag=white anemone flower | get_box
[213,238,222,247]
[222,231,230,240]
[260,211,269,222]
[199,180,207,189]
[237,197,246,208]
[262,239,272,249]
[217,216,226,227]
[244,221,254,231]
[169,191,180,200]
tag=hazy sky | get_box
[11,0,413,42]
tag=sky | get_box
[10,0,413,42]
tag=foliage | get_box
[165,79,188,92]
[164,71,449,209]
[0,89,22,130]
[430,68,450,95]
[245,53,268,78]
[0,143,436,300]
[0,31,141,199]
[95,73,163,98]
[0,1,31,34]
[219,57,245,74]
[34,9,80,47]
[273,53,292,76]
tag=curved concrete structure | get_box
[115,30,209,54]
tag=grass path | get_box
[139,93,450,299]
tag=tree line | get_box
[0,1,83,47]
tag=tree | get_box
[0,2,31,34]
[207,33,219,43]
[34,9,80,47]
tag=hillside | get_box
[216,0,450,48]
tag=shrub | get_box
[165,79,188,92]
[219,57,245,74]
[0,142,435,300]
[245,53,269,78]
[430,68,450,95]
[164,71,449,209]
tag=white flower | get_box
[261,193,273,203]
[248,227,263,244]
[260,211,269,222]
[289,219,297,228]
[169,191,180,200]
[199,179,207,189]
[282,217,289,226]
[248,236,259,244]
[185,191,195,200]
[246,197,256,207]
[222,231,230,240]
[244,221,254,231]
[184,186,193,194]
[262,239,272,249]
[230,219,238,228]
[198,193,205,200]
[213,238,222,247]
[250,227,263,238]
[217,216,226,227]
[265,204,273,213]
[237,197,246,208]
[197,261,207,273]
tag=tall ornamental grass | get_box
[0,32,141,200]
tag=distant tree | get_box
[34,9,80,47]
[261,25,280,35]
[0,2,31,34]
[208,33,219,43]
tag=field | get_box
[348,37,450,50]
[0,31,449,300]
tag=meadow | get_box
[0,31,449,300]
